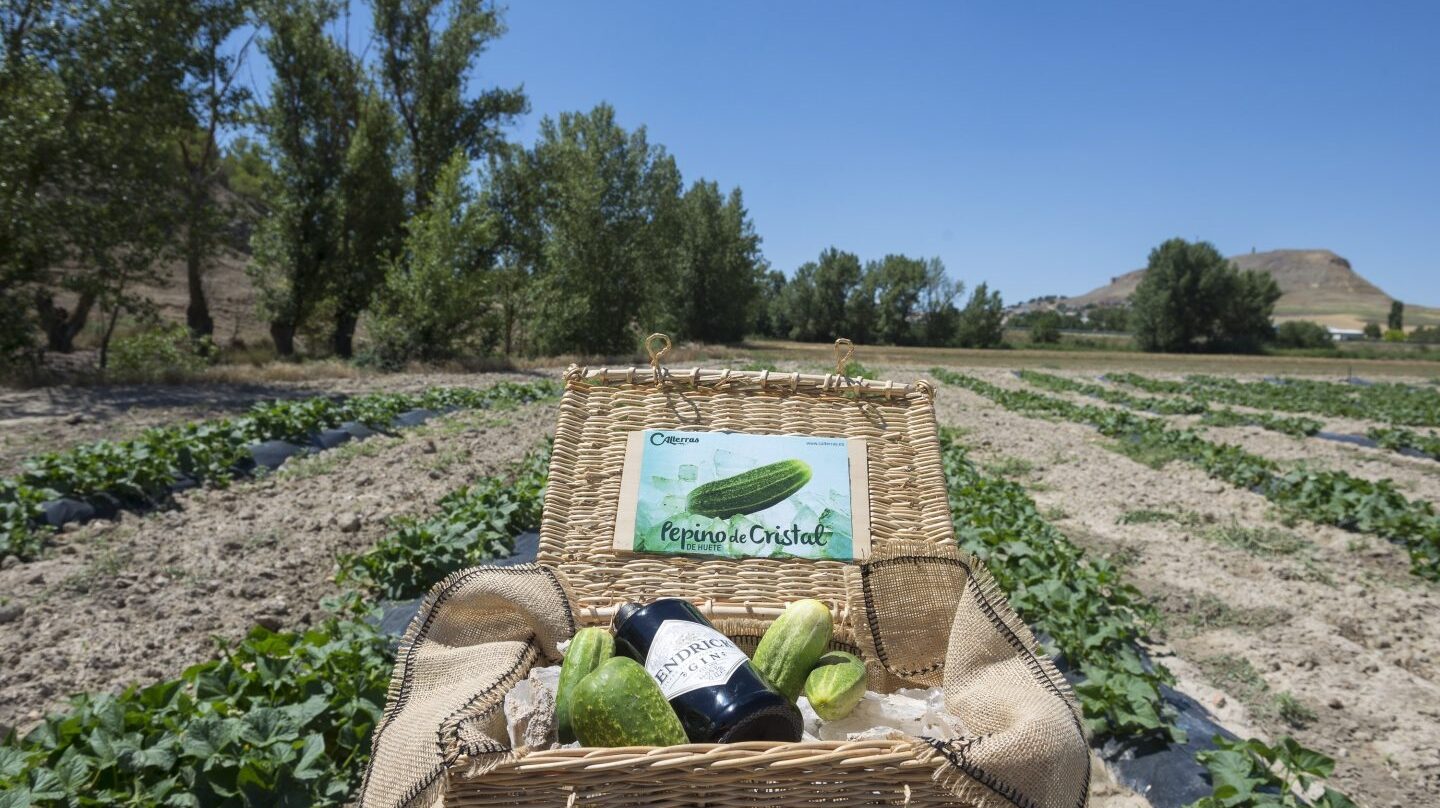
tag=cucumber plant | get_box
[0,381,559,560]
[1017,370,1321,437]
[935,369,1440,581]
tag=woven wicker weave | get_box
[362,339,1090,808]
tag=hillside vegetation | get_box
[1065,249,1439,330]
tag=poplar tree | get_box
[668,181,764,344]
[371,0,526,211]
[248,0,351,356]
[176,0,253,339]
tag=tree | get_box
[41,0,191,360]
[367,151,493,364]
[248,0,352,356]
[331,91,406,357]
[1129,238,1279,353]
[1085,304,1131,333]
[1408,326,1440,344]
[1214,267,1281,352]
[779,248,865,342]
[915,258,963,346]
[1363,322,1382,340]
[1273,320,1332,349]
[175,0,252,339]
[1388,301,1404,332]
[503,104,682,355]
[955,282,1006,348]
[371,0,526,212]
[484,139,546,355]
[866,254,928,345]
[667,180,765,344]
[0,0,69,368]
[752,269,790,339]
[1030,310,1062,344]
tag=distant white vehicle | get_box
[1326,327,1366,342]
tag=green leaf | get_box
[0,747,29,779]
[292,734,327,781]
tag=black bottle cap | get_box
[612,601,642,634]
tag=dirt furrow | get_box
[0,400,557,734]
[929,377,1440,807]
[981,368,1440,504]
[0,370,556,477]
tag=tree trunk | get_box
[99,303,123,369]
[503,305,514,356]
[332,310,358,359]
[185,238,214,338]
[34,289,96,353]
[270,320,296,357]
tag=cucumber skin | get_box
[752,599,834,702]
[556,627,615,744]
[686,459,813,518]
[804,650,867,720]
[570,657,688,747]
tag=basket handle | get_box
[834,338,855,377]
[645,333,672,381]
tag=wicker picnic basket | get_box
[359,337,1090,808]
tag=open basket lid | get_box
[537,335,956,622]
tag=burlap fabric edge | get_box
[358,551,1089,808]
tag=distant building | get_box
[1326,327,1365,342]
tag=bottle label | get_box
[644,619,749,700]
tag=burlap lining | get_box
[360,362,1089,808]
[359,550,1088,808]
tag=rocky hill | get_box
[1062,249,1438,330]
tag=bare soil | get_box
[0,369,556,477]
[931,368,1440,807]
[1001,369,1440,503]
[0,381,557,734]
[3,362,1437,807]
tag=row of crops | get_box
[0,381,560,561]
[935,369,1440,580]
[1110,373,1440,428]
[1023,370,1440,462]
[1365,426,1440,461]
[1017,370,1324,437]
[0,400,559,806]
[0,388,1352,806]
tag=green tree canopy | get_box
[497,103,682,355]
[915,257,964,346]
[866,254,929,345]
[666,180,765,344]
[1273,320,1332,349]
[780,248,865,342]
[1388,300,1404,332]
[368,151,495,364]
[1129,238,1279,353]
[1030,310,1062,344]
[248,0,354,356]
[955,282,1006,348]
[371,0,526,212]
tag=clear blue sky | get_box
[235,1,1440,305]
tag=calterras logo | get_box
[650,432,700,446]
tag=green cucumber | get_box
[556,627,615,744]
[686,459,813,518]
[804,651,867,720]
[751,598,833,702]
[570,657,688,747]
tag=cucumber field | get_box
[0,347,1436,806]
